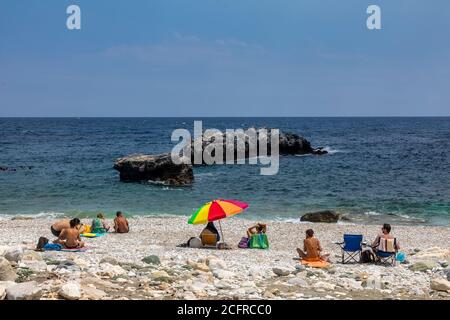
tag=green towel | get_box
[249,233,269,249]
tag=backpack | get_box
[36,237,49,251]
[361,249,375,263]
[238,237,249,248]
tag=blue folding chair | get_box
[335,234,363,264]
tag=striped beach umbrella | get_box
[188,199,249,242]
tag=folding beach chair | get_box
[375,238,397,266]
[201,234,218,247]
[335,234,363,264]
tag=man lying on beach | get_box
[54,218,85,249]
[50,218,84,237]
[297,229,330,262]
[114,211,129,233]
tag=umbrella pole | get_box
[218,220,224,243]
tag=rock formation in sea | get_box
[300,210,342,223]
[114,130,326,185]
[190,129,327,165]
[113,153,194,186]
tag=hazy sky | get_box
[1,0,449,116]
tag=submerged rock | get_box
[113,153,194,186]
[300,210,341,223]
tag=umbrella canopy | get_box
[188,199,249,225]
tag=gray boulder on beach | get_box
[113,153,194,186]
[6,281,42,300]
[300,210,341,223]
[0,257,17,281]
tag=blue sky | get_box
[0,0,449,116]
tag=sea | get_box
[1,117,449,226]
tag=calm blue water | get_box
[1,117,450,225]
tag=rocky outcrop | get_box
[114,129,325,184]
[113,153,194,186]
[300,210,341,223]
[191,129,327,164]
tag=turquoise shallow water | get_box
[0,117,450,226]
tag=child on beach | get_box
[113,211,129,233]
[54,218,85,249]
[91,213,110,234]
[297,229,330,262]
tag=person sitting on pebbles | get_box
[297,229,330,262]
[247,222,267,238]
[54,218,85,249]
[113,211,129,233]
[50,218,85,237]
[91,213,110,234]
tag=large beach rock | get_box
[59,282,81,300]
[430,278,450,292]
[3,247,23,263]
[6,281,42,300]
[82,286,107,300]
[409,261,439,272]
[113,153,194,186]
[414,247,450,261]
[0,285,5,300]
[142,255,160,265]
[0,257,17,281]
[300,210,341,223]
[272,267,292,276]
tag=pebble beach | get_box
[1,216,449,300]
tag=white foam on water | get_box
[322,146,344,154]
[0,211,67,220]
[364,211,383,216]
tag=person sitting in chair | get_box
[200,222,220,245]
[372,223,400,254]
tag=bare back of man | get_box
[114,216,129,233]
[55,228,84,249]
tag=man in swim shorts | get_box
[54,218,85,249]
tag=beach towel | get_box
[43,243,62,251]
[61,247,88,252]
[249,234,269,249]
[80,232,106,238]
[300,258,330,268]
